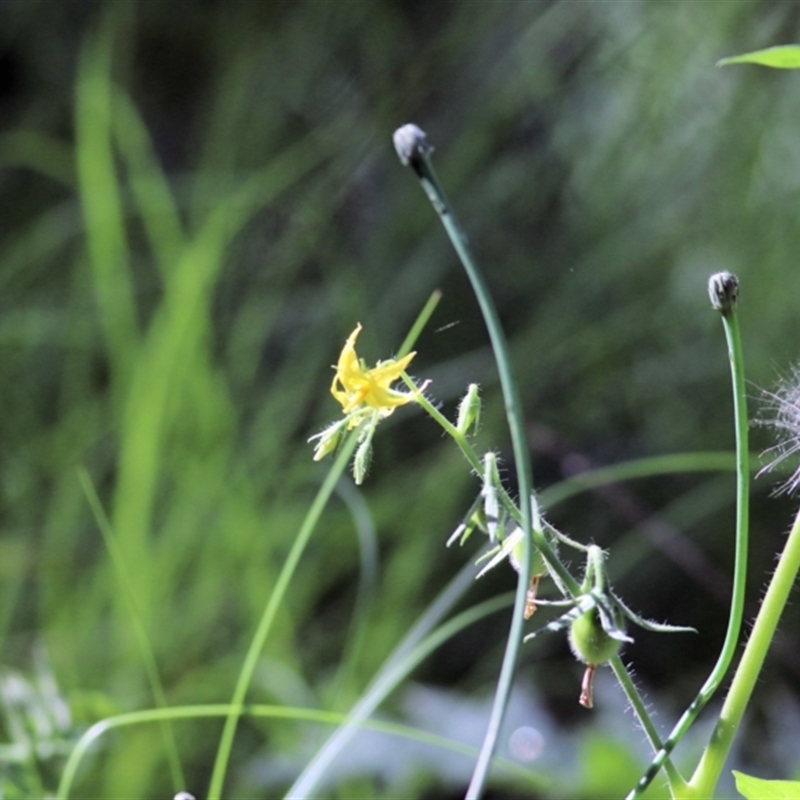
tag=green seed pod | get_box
[568,609,622,666]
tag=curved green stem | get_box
[58,696,547,800]
[409,145,532,800]
[406,140,627,798]
[688,503,800,797]
[400,135,677,795]
[628,294,749,800]
[397,289,442,357]
[287,592,513,798]
[206,433,359,800]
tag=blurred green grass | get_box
[2,1,800,797]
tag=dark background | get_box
[1,1,800,797]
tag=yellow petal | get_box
[330,324,418,414]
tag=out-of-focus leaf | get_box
[718,45,800,69]
[733,770,800,799]
[575,734,669,799]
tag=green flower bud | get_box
[456,383,482,436]
[353,437,373,485]
[308,419,346,461]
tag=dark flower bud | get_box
[708,271,739,314]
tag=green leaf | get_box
[733,770,800,800]
[718,45,800,69]
[576,734,669,799]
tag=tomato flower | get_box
[331,323,417,418]
[310,323,426,483]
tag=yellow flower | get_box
[331,323,417,416]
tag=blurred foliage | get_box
[0,650,78,798]
[2,1,800,797]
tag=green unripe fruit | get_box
[569,609,622,666]
[510,538,546,578]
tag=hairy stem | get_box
[688,502,800,796]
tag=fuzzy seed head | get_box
[758,364,800,496]
[708,271,739,314]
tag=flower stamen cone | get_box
[580,665,596,709]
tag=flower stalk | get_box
[628,272,750,799]
[393,122,536,799]
[688,503,800,796]
[391,123,689,799]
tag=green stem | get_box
[580,526,689,777]
[206,434,359,800]
[59,696,546,800]
[397,289,442,357]
[208,295,440,798]
[589,546,606,593]
[628,288,749,799]
[689,502,800,796]
[287,592,513,799]
[402,372,580,596]
[77,469,186,791]
[404,136,597,798]
[399,129,671,795]
[610,657,685,792]
[410,145,531,800]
